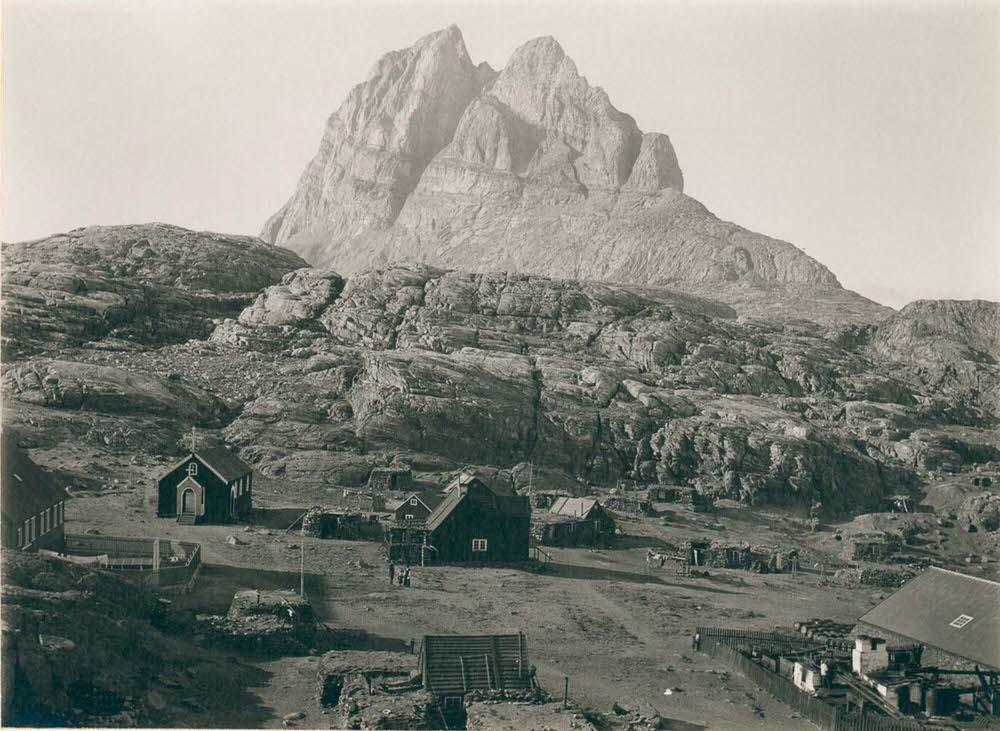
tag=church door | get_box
[181,489,196,514]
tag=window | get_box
[444,697,463,710]
[16,528,23,547]
[472,538,488,552]
[950,614,974,629]
[188,462,198,476]
[404,514,415,520]
[42,511,48,534]
[410,498,418,505]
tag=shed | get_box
[420,633,534,705]
[1,432,69,551]
[858,567,1000,670]
[156,446,253,524]
[535,497,615,546]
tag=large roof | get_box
[424,480,529,532]
[858,566,1000,670]
[157,445,253,484]
[196,446,252,482]
[1,432,69,524]
[549,497,599,519]
[421,634,533,697]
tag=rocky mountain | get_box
[262,26,880,321]
[5,223,996,514]
[1,224,307,357]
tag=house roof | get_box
[421,634,533,696]
[858,567,1000,670]
[1,432,69,525]
[400,491,445,513]
[549,497,599,519]
[157,445,252,484]
[424,481,529,533]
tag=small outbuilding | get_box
[534,497,615,546]
[420,633,536,711]
[1,432,69,551]
[156,445,253,525]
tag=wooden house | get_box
[156,446,253,525]
[367,466,413,491]
[394,491,445,523]
[534,497,615,546]
[1,433,69,551]
[388,476,530,564]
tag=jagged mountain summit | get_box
[262,25,849,298]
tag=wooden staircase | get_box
[421,634,533,697]
[177,513,197,526]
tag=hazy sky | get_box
[3,0,998,308]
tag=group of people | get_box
[388,560,412,587]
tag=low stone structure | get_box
[302,508,384,541]
[847,531,903,562]
[198,589,316,655]
[318,650,436,729]
[367,466,413,492]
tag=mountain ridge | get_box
[261,26,846,293]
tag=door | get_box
[182,489,196,514]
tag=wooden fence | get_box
[697,630,927,731]
[63,533,201,591]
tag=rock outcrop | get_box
[872,300,1000,420]
[1,223,307,355]
[262,26,859,302]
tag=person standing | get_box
[389,560,396,586]
[404,567,412,587]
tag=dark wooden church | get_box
[156,445,253,525]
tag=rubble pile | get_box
[198,589,317,655]
[317,651,435,730]
[465,700,599,731]
[859,568,915,588]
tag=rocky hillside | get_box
[1,223,307,357]
[262,26,881,320]
[5,223,995,515]
[2,551,270,727]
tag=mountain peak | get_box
[263,26,845,295]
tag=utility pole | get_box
[300,515,306,598]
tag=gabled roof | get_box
[858,567,1000,670]
[157,445,252,484]
[1,432,69,524]
[549,497,599,519]
[424,481,529,533]
[421,634,533,696]
[398,491,445,513]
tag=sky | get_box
[2,0,998,308]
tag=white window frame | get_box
[410,498,418,505]
[404,514,415,520]
[188,462,198,476]
[950,614,974,629]
[472,538,488,552]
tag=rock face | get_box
[260,25,493,264]
[3,212,994,513]
[262,26,849,296]
[206,265,938,509]
[873,300,1000,419]
[1,223,307,355]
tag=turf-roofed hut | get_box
[156,445,253,525]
